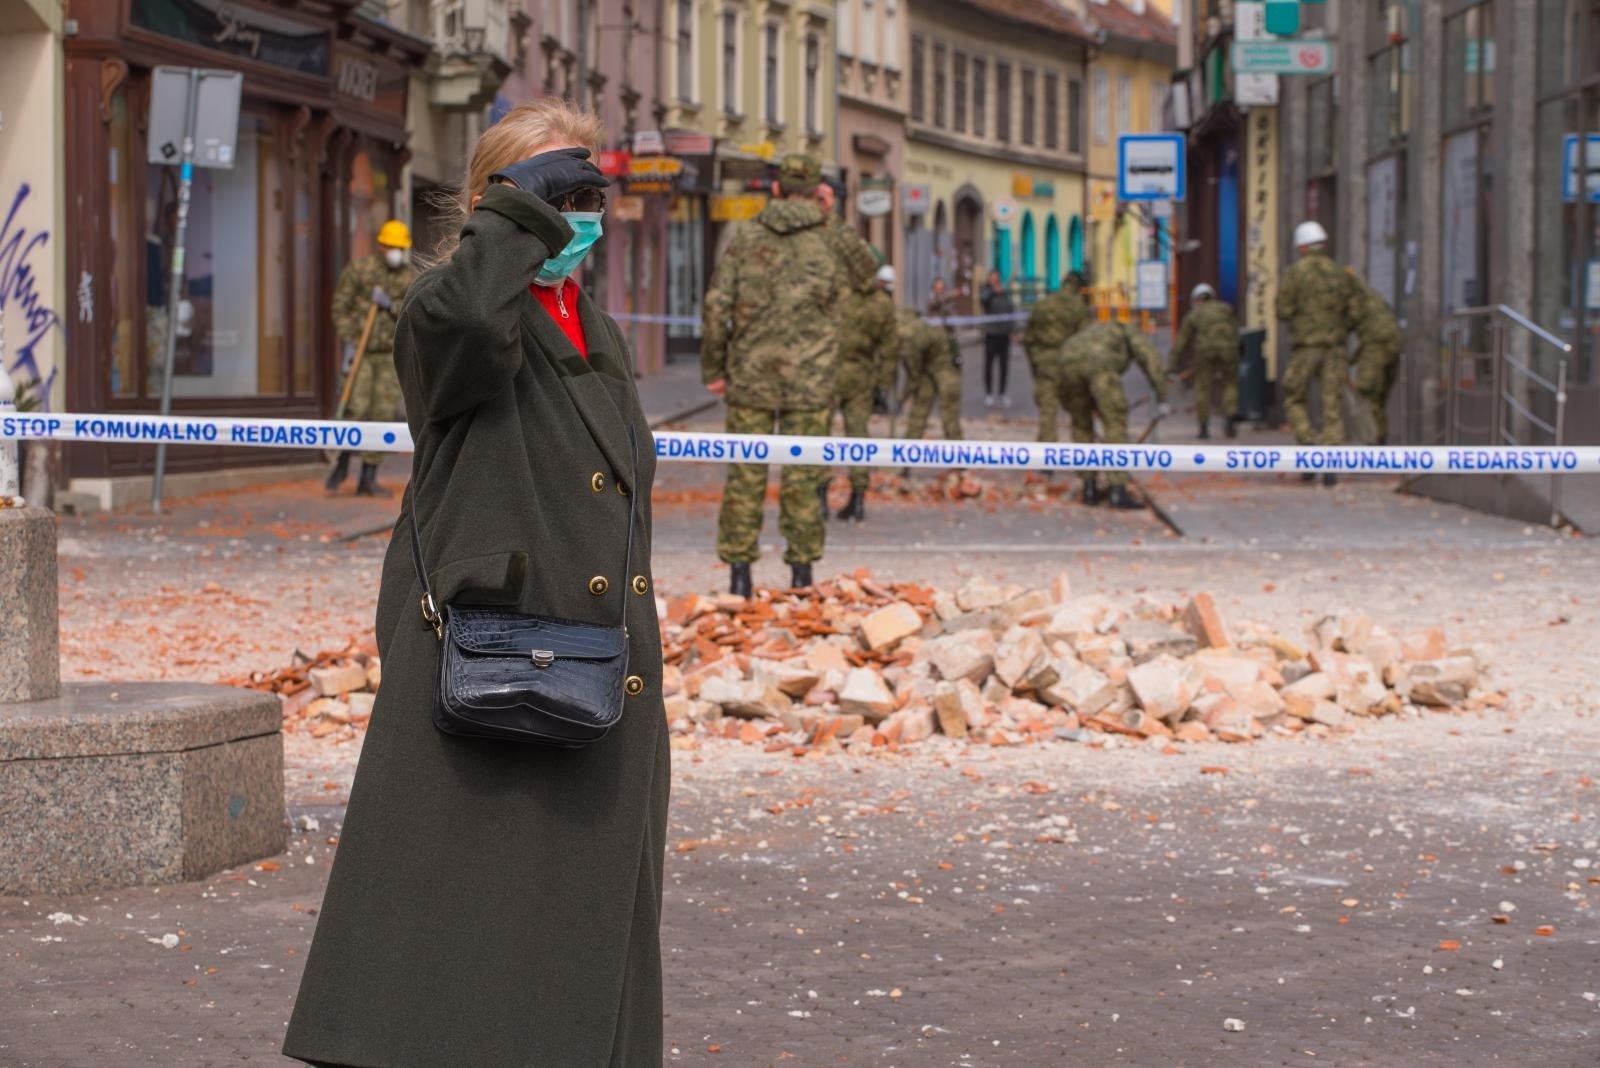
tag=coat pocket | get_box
[428,550,529,606]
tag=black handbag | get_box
[407,431,638,748]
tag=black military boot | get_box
[1197,422,1210,440]
[790,563,814,589]
[1323,472,1338,487]
[729,563,753,599]
[1300,472,1318,484]
[1225,416,1239,439]
[840,489,866,522]
[355,462,385,497]
[1081,474,1102,506]
[1107,484,1144,510]
[325,451,352,493]
[818,479,831,520]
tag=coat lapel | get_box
[521,289,638,488]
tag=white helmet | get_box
[876,264,896,289]
[1293,220,1329,249]
[1191,283,1216,302]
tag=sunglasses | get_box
[551,188,607,214]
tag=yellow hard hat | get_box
[377,220,412,249]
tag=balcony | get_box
[426,0,528,110]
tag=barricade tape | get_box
[3,412,1597,475]
[610,311,1030,329]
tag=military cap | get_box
[777,153,823,194]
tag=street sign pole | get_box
[151,68,199,514]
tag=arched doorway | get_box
[1020,211,1036,283]
[1068,215,1084,274]
[953,185,982,296]
[932,200,949,289]
[1045,215,1061,289]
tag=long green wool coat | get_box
[282,184,669,1067]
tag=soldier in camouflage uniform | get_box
[1346,267,1402,445]
[826,263,899,522]
[1022,271,1091,442]
[898,304,964,444]
[1057,321,1169,509]
[702,154,845,595]
[1172,282,1241,439]
[329,219,417,495]
[1276,221,1359,483]
[927,276,966,369]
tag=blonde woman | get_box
[284,100,668,1067]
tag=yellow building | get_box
[1082,0,1178,295]
[900,0,1095,308]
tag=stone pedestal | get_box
[0,683,285,895]
[0,506,59,702]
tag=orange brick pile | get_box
[228,641,381,743]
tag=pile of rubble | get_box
[661,571,1501,754]
[229,642,381,741]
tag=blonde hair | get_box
[427,98,605,262]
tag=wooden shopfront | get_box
[61,0,427,492]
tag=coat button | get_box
[625,675,645,696]
[591,472,606,492]
[631,575,649,595]
[588,576,609,596]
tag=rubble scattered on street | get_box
[658,569,1504,755]
[233,570,1503,755]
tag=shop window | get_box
[1441,126,1491,314]
[996,61,1011,143]
[1443,3,1495,131]
[973,56,987,138]
[1044,73,1059,151]
[910,34,924,121]
[108,89,139,399]
[953,51,968,134]
[1021,68,1036,146]
[933,41,947,128]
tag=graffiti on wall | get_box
[0,182,61,408]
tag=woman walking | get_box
[283,99,668,1067]
[979,269,1015,408]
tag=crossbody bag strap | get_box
[410,424,642,640]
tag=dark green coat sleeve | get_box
[396,184,573,422]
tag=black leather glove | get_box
[488,148,609,205]
[872,389,889,415]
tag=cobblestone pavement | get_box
[7,400,1599,1066]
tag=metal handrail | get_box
[1451,304,1574,354]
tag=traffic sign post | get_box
[1561,135,1600,203]
[1117,134,1187,202]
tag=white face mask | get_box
[385,248,406,269]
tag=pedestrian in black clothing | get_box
[979,269,1015,408]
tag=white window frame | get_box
[1117,73,1132,134]
[805,31,822,135]
[674,0,697,103]
[882,0,898,69]
[837,0,855,58]
[721,5,742,116]
[764,19,784,124]
[1092,69,1108,143]
[860,0,876,63]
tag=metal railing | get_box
[1438,304,1573,524]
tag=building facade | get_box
[900,0,1094,310]
[1082,0,1177,295]
[58,0,429,506]
[836,0,908,271]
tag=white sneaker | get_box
[985,395,996,408]
[1001,394,1013,409]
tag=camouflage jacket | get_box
[837,286,899,395]
[1060,322,1167,402]
[926,288,967,331]
[821,214,880,296]
[1349,277,1402,347]
[1276,250,1357,348]
[1173,300,1239,363]
[896,305,950,377]
[333,253,417,352]
[701,198,845,410]
[1023,288,1091,353]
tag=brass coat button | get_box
[588,576,609,596]
[616,480,629,496]
[625,675,645,696]
[631,575,649,595]
[591,472,606,492]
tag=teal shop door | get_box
[1068,215,1084,274]
[1020,212,1036,280]
[993,225,1013,283]
[1045,215,1061,289]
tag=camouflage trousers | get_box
[831,389,876,492]
[341,350,402,463]
[718,405,830,566]
[1058,360,1132,487]
[904,357,964,442]
[1191,345,1238,427]
[1352,344,1399,444]
[1282,345,1346,446]
[1025,344,1061,442]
